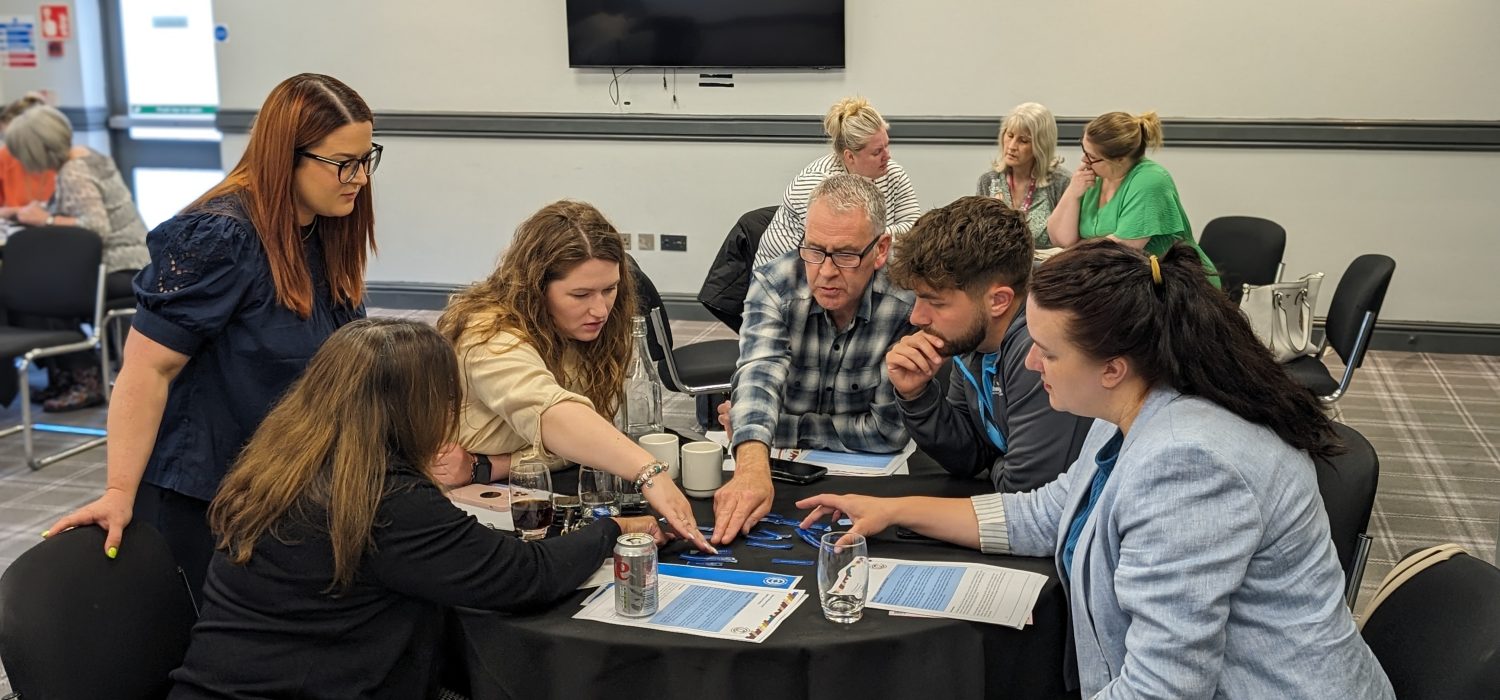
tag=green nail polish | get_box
[41,530,50,537]
[106,547,118,559]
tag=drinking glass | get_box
[817,532,869,623]
[578,466,620,520]
[552,494,583,534]
[508,458,555,541]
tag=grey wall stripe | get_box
[60,106,110,132]
[218,110,1500,151]
[365,282,1500,355]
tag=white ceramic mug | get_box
[680,441,724,498]
[638,432,680,480]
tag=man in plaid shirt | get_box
[711,174,917,544]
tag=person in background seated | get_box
[431,200,712,552]
[2,105,149,410]
[45,74,378,600]
[167,319,665,699]
[753,96,920,268]
[0,93,56,208]
[1046,110,1219,286]
[975,102,1070,250]
[715,174,915,545]
[800,240,1393,698]
[886,196,1086,493]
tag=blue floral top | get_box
[131,194,364,501]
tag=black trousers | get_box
[134,482,214,609]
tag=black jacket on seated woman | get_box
[167,319,661,700]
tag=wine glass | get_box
[508,458,555,541]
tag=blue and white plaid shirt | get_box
[729,251,916,453]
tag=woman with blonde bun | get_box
[1047,111,1218,285]
[976,102,1070,249]
[753,96,920,267]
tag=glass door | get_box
[105,0,222,228]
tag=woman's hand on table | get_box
[643,476,717,554]
[611,515,667,545]
[430,443,476,488]
[796,493,898,540]
[15,203,49,226]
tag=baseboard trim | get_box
[366,282,1500,354]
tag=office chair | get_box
[1360,545,1500,699]
[1199,216,1287,302]
[1283,254,1396,404]
[0,523,198,700]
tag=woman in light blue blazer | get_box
[800,240,1393,699]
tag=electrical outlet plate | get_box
[637,233,655,251]
[661,234,687,252]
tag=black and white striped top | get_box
[753,153,921,268]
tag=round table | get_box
[455,467,1075,700]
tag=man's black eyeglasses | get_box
[298,143,383,184]
[798,235,881,269]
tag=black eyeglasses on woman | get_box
[297,143,383,184]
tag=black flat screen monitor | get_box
[566,0,845,69]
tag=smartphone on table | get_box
[768,458,828,485]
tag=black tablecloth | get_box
[455,465,1075,700]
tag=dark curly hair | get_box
[888,195,1034,298]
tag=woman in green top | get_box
[1048,111,1219,286]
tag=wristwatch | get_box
[44,214,54,226]
[470,453,492,484]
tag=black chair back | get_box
[627,255,672,363]
[1198,216,1286,301]
[0,523,198,700]
[1361,551,1500,699]
[1325,254,1395,368]
[1314,422,1378,581]
[0,226,102,318]
[697,206,778,332]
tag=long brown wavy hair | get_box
[209,319,461,592]
[188,73,376,318]
[1030,239,1341,457]
[436,200,637,419]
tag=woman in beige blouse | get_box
[434,200,712,551]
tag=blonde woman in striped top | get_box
[753,97,921,268]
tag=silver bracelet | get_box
[633,461,669,490]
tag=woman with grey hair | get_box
[753,96,921,268]
[2,104,149,411]
[976,102,1070,249]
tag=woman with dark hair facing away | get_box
[167,319,663,699]
[432,200,714,552]
[1047,110,1219,286]
[2,104,150,410]
[800,240,1393,698]
[45,74,381,599]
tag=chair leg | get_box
[1346,534,1372,609]
[1,353,109,470]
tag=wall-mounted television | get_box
[566,0,845,69]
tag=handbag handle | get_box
[1292,289,1314,352]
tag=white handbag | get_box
[1240,272,1324,363]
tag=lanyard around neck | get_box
[953,353,1006,452]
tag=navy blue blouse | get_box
[132,195,364,502]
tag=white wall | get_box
[0,0,107,113]
[213,0,1500,325]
